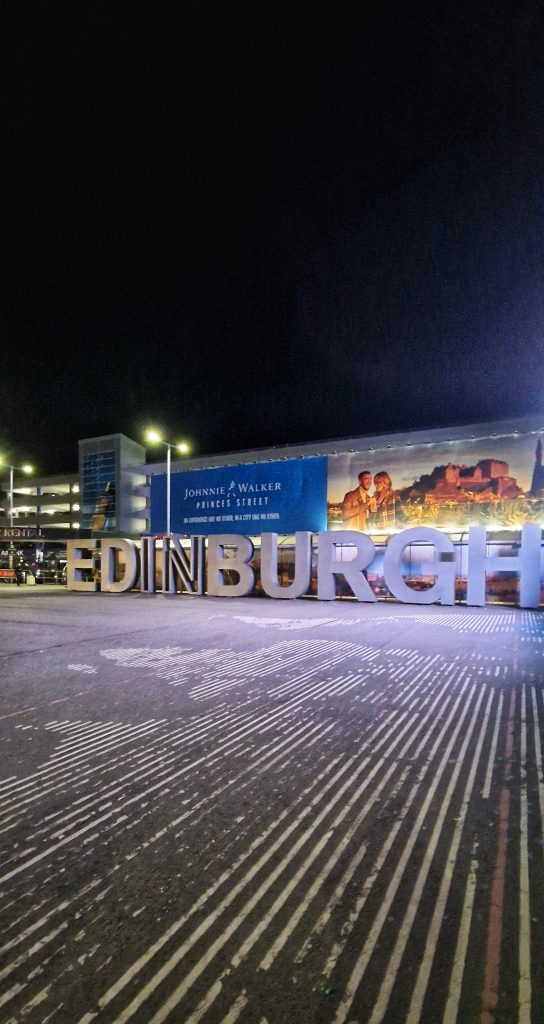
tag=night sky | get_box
[3,2,544,474]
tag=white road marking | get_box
[530,687,544,834]
[442,843,478,1024]
[404,688,494,1023]
[221,989,248,1023]
[74,757,345,1023]
[327,680,475,1017]
[519,687,531,1024]
[481,690,503,799]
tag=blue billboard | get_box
[150,457,328,535]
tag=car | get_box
[35,563,66,584]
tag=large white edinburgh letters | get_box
[66,540,98,592]
[261,532,312,599]
[66,526,543,608]
[207,534,255,597]
[466,524,541,608]
[384,527,456,606]
[100,538,140,594]
[139,535,206,594]
[161,535,205,595]
[317,531,376,602]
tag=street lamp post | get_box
[166,443,171,536]
[0,460,34,528]
[144,431,191,535]
[9,465,14,529]
[0,460,34,568]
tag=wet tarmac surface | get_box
[0,589,543,1023]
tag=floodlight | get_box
[145,429,163,444]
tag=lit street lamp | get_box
[145,430,191,535]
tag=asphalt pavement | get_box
[0,589,543,1024]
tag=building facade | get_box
[2,416,544,601]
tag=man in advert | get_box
[342,471,376,531]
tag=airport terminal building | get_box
[2,415,544,602]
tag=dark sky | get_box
[3,2,544,474]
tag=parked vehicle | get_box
[35,560,66,585]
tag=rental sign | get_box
[65,526,543,608]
